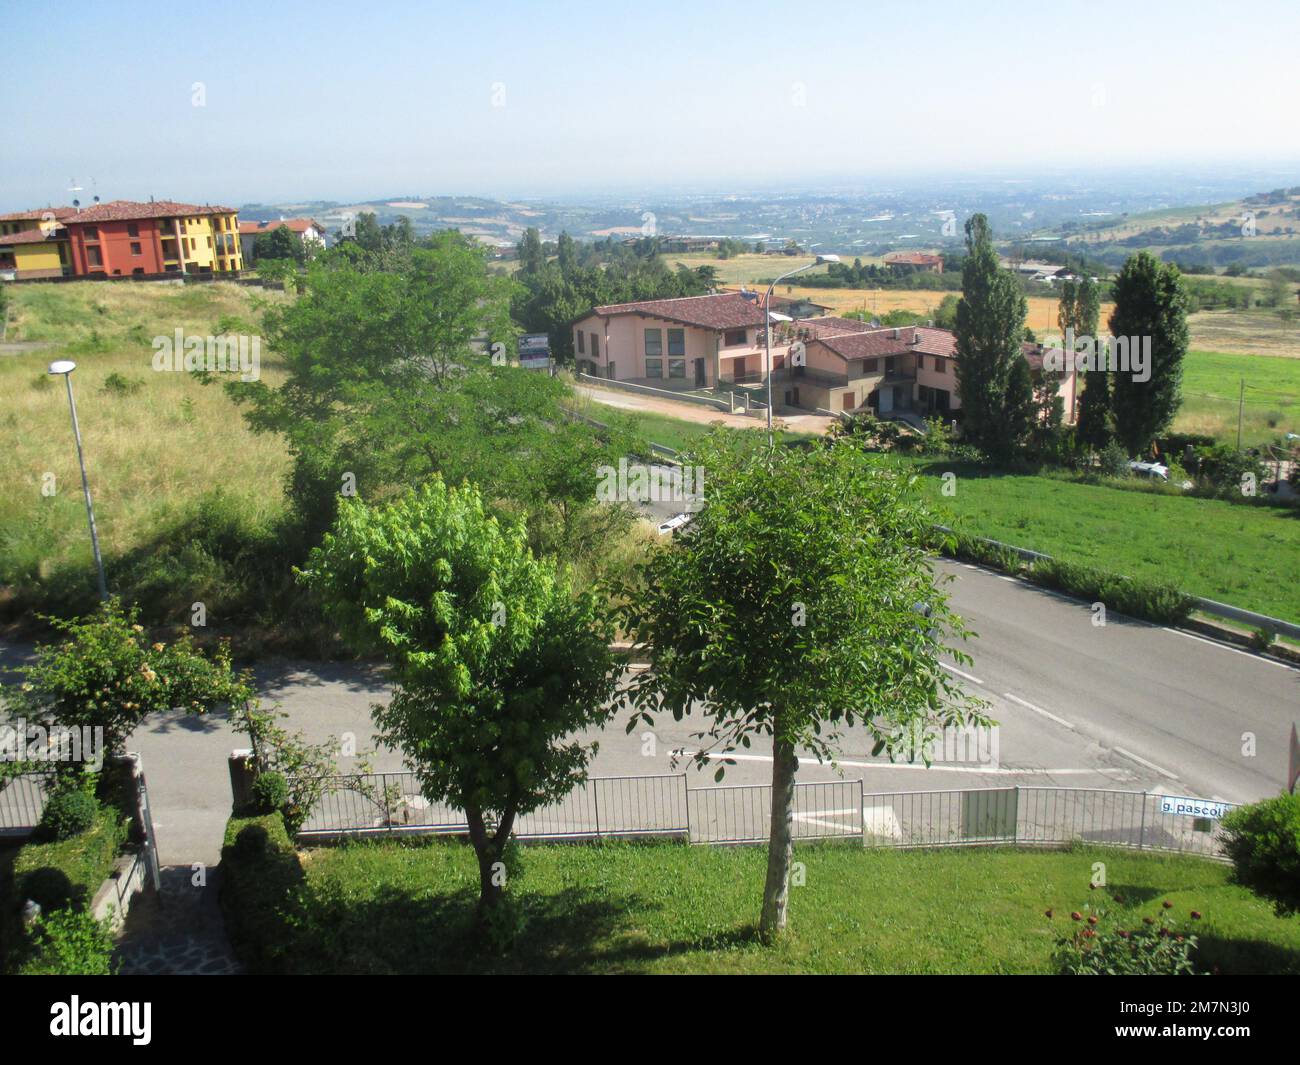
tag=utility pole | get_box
[1237,377,1245,451]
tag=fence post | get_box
[859,778,867,848]
[682,773,691,842]
[593,780,601,838]
[382,773,392,832]
[1138,791,1147,850]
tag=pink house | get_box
[570,292,796,390]
[571,292,1077,421]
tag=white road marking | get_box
[1113,746,1180,780]
[1161,627,1295,670]
[940,662,984,686]
[1002,692,1076,731]
[793,812,859,831]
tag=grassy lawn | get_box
[1176,348,1300,444]
[269,839,1300,974]
[912,460,1300,621]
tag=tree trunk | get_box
[465,801,519,921]
[464,804,504,917]
[760,728,799,942]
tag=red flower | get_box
[1162,900,1173,909]
[1112,894,1125,903]
[1044,909,1053,918]
[1190,911,1202,920]
[1087,915,1098,925]
[1143,916,1154,925]
[1081,929,1095,938]
[1071,911,1083,921]
[1117,930,1130,939]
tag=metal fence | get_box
[294,774,1236,859]
[0,771,49,836]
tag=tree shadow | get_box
[1195,933,1300,975]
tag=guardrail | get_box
[292,771,1237,860]
[934,525,1300,638]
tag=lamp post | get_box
[48,360,107,601]
[750,254,840,448]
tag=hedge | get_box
[937,530,1196,626]
[1,800,129,973]
[219,813,304,973]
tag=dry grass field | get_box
[0,282,291,620]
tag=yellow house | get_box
[0,208,75,279]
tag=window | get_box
[576,330,584,354]
[935,357,946,374]
[863,358,879,373]
[86,246,102,267]
[644,328,663,356]
[723,328,748,347]
[127,223,139,238]
[131,242,142,256]
[83,226,99,240]
[667,328,685,356]
[885,356,896,372]
[591,333,600,358]
[668,358,686,378]
[645,358,663,378]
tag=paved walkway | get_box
[113,866,241,975]
[575,384,835,435]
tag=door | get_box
[694,358,705,386]
[607,362,616,381]
[879,387,893,413]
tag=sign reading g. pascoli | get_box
[1158,795,1231,820]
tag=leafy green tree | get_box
[1076,369,1112,450]
[556,231,576,275]
[300,480,621,919]
[1076,275,1101,336]
[955,215,1028,458]
[5,599,250,767]
[252,225,305,265]
[615,433,984,941]
[1004,357,1036,452]
[1221,792,1300,916]
[518,227,544,275]
[1109,253,1190,456]
[932,293,959,330]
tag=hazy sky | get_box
[3,0,1298,209]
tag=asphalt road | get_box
[5,562,1294,866]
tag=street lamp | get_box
[747,254,840,447]
[48,360,108,601]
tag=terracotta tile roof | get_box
[884,251,944,267]
[238,218,323,236]
[789,316,875,340]
[812,325,949,360]
[0,226,68,245]
[0,206,78,223]
[63,200,235,224]
[590,291,767,331]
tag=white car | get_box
[1128,460,1169,481]
[656,513,692,536]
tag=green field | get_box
[1177,348,1300,444]
[916,460,1300,621]
[262,839,1299,974]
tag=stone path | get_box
[113,865,241,975]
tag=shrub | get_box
[1191,444,1267,497]
[1028,558,1194,625]
[101,372,143,396]
[1220,792,1300,916]
[1098,441,1131,479]
[220,814,304,973]
[38,786,100,842]
[17,908,116,975]
[249,770,289,815]
[1053,902,1201,975]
